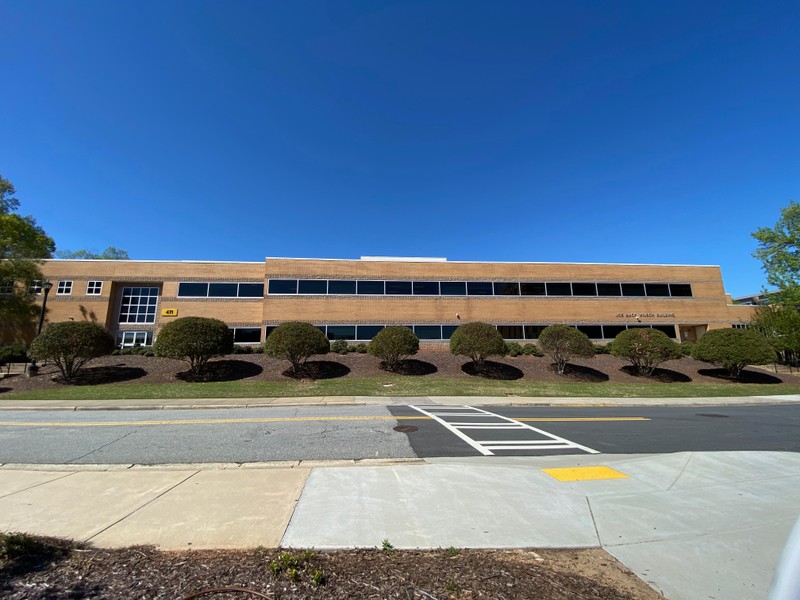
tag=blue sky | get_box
[1,1,798,296]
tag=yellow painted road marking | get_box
[542,466,630,481]
[0,416,649,428]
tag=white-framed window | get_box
[57,280,73,295]
[119,287,159,324]
[29,280,42,294]
[116,331,153,347]
[87,281,103,295]
[732,323,749,329]
[0,281,13,295]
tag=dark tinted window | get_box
[265,326,279,338]
[621,283,646,297]
[546,282,572,296]
[268,279,298,294]
[440,281,467,295]
[670,283,692,297]
[442,325,458,339]
[327,325,356,340]
[497,325,524,339]
[414,325,441,339]
[602,325,627,339]
[328,280,356,294]
[597,283,622,296]
[493,282,520,296]
[572,283,597,296]
[467,281,494,295]
[576,325,603,339]
[357,280,384,295]
[413,281,440,295]
[356,325,384,339]
[652,325,677,338]
[385,281,412,295]
[233,328,261,343]
[645,283,670,297]
[520,282,546,295]
[178,282,209,297]
[208,283,237,297]
[238,283,264,297]
[524,325,545,339]
[298,279,327,294]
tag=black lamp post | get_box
[27,281,53,376]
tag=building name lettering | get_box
[616,313,675,318]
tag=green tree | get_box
[449,322,506,367]
[368,326,420,371]
[0,175,56,338]
[153,317,234,374]
[611,328,682,376]
[56,247,130,259]
[747,305,800,367]
[263,321,330,376]
[691,328,775,378]
[28,321,114,382]
[752,201,800,303]
[538,324,595,374]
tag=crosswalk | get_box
[408,405,599,456]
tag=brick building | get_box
[13,256,754,347]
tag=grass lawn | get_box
[3,376,800,401]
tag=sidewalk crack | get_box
[0,472,77,499]
[586,497,602,546]
[665,452,693,491]
[66,431,136,464]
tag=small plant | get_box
[450,322,506,367]
[381,538,395,554]
[355,343,368,353]
[29,322,115,382]
[505,341,523,357]
[521,343,543,357]
[592,343,612,355]
[444,546,461,557]
[368,326,420,371]
[0,343,28,365]
[445,579,461,594]
[310,567,325,587]
[330,339,349,354]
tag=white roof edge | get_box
[264,256,720,268]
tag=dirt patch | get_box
[0,536,661,599]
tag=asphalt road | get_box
[0,404,798,464]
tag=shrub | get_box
[355,343,368,354]
[679,341,695,356]
[28,321,115,381]
[449,322,506,366]
[153,317,234,374]
[264,321,330,376]
[593,343,612,355]
[232,345,254,354]
[691,328,775,378]
[368,326,419,370]
[538,324,595,374]
[521,343,543,357]
[330,339,349,354]
[505,341,523,357]
[611,328,682,376]
[0,343,28,364]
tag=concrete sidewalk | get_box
[2,393,799,411]
[1,451,798,600]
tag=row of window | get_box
[117,327,262,347]
[264,323,677,341]
[267,279,694,298]
[0,280,103,295]
[177,282,265,298]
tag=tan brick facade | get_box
[2,257,753,346]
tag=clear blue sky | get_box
[2,1,799,296]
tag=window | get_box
[208,283,238,297]
[56,281,73,295]
[597,283,622,296]
[413,281,440,295]
[520,282,546,296]
[572,283,597,296]
[178,282,209,297]
[117,331,153,347]
[298,280,327,294]
[385,281,412,295]
[602,325,627,339]
[357,280,384,295]
[621,283,646,297]
[119,287,159,324]
[440,281,466,296]
[328,280,356,294]
[327,325,356,340]
[442,325,458,339]
[178,282,265,298]
[732,323,748,330]
[238,283,265,297]
[576,325,603,339]
[232,327,261,343]
[87,281,103,295]
[546,282,572,296]
[669,283,693,297]
[0,281,14,295]
[493,282,520,296]
[414,325,442,339]
[496,325,524,339]
[356,325,384,339]
[268,279,298,294]
[652,325,677,337]
[467,282,493,295]
[524,325,545,339]
[645,283,670,297]
[29,280,43,294]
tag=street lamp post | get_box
[27,281,53,377]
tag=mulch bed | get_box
[1,351,797,393]
[0,536,661,599]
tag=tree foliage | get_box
[611,328,681,376]
[538,324,595,374]
[747,305,800,366]
[752,201,800,303]
[56,247,130,260]
[449,322,506,366]
[153,317,234,374]
[0,175,56,337]
[691,328,775,378]
[28,321,114,381]
[368,326,419,370]
[263,321,330,376]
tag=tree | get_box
[368,326,419,371]
[153,317,233,374]
[747,305,800,367]
[56,247,130,260]
[752,201,800,303]
[691,328,775,378]
[28,321,114,382]
[611,328,682,376]
[449,322,506,367]
[263,321,330,376]
[538,324,595,374]
[0,175,56,337]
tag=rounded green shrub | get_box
[154,316,234,374]
[521,343,543,357]
[29,321,115,382]
[538,324,595,374]
[449,322,506,366]
[264,321,330,376]
[330,339,349,354]
[611,328,681,376]
[691,328,775,378]
[505,342,523,357]
[368,326,419,371]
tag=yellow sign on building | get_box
[161,308,178,317]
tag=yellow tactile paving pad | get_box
[541,466,630,481]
